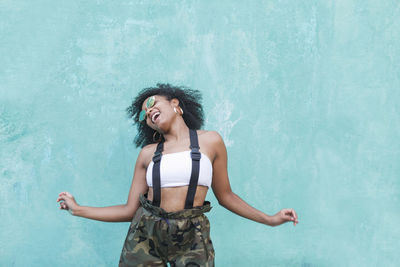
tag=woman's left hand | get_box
[270,208,299,227]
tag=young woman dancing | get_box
[57,83,299,267]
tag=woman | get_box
[57,83,298,266]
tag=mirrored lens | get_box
[139,110,146,122]
[146,96,155,108]
[139,96,156,122]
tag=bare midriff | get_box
[147,185,209,212]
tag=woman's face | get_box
[140,95,178,130]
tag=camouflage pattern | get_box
[119,194,214,267]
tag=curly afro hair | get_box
[126,83,205,148]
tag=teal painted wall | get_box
[1,1,399,266]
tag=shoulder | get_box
[198,130,225,153]
[198,130,224,143]
[137,143,158,168]
[198,130,227,164]
[142,142,158,154]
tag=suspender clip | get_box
[152,151,162,163]
[190,147,201,161]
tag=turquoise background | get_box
[1,1,399,266]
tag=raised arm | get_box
[210,131,298,227]
[57,146,151,223]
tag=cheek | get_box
[163,107,175,119]
[155,108,172,124]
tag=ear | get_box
[170,98,179,106]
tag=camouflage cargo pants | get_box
[119,194,215,267]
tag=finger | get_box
[281,209,289,215]
[291,211,298,224]
[58,192,72,201]
[60,192,71,198]
[286,209,297,222]
[284,209,293,216]
[292,210,298,226]
[288,209,295,221]
[292,209,298,221]
[284,211,295,221]
[282,214,292,222]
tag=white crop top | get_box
[146,150,213,188]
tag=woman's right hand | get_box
[57,191,80,215]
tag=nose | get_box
[145,107,154,117]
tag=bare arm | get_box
[57,146,151,223]
[210,131,298,227]
[73,204,131,223]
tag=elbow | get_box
[124,211,133,222]
[124,204,139,222]
[217,198,226,207]
[217,191,235,207]
[218,197,229,207]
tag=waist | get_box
[147,185,209,212]
[139,193,212,219]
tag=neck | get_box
[160,118,190,143]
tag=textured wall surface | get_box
[1,1,399,266]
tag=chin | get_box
[154,123,164,132]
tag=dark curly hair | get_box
[126,83,205,148]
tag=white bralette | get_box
[146,150,213,188]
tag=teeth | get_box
[152,112,160,123]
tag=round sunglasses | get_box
[139,96,155,122]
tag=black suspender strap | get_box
[151,140,164,207]
[184,129,201,209]
[150,129,201,209]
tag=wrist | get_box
[266,214,280,227]
[263,214,275,226]
[71,205,82,216]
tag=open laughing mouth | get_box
[151,112,160,123]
